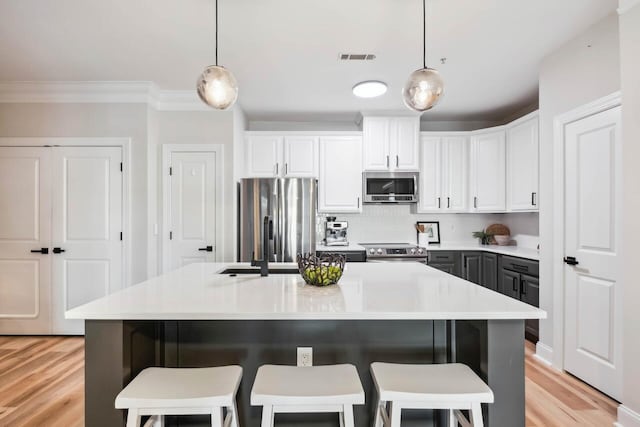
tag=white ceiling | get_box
[0,0,618,121]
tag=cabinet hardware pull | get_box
[437,197,441,209]
[512,264,529,272]
[52,247,66,254]
[513,276,519,292]
[396,155,399,167]
[563,256,579,266]
[30,248,49,254]
[521,278,527,295]
[357,197,360,209]
[386,156,389,168]
[447,197,450,209]
[276,163,279,175]
[474,197,478,208]
[532,192,537,206]
[285,163,288,175]
[198,246,213,252]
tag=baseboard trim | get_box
[616,405,640,427]
[534,341,554,366]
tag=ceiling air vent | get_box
[339,53,376,61]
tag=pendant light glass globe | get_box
[402,67,444,112]
[197,65,238,110]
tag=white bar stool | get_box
[115,366,242,427]
[370,362,494,427]
[251,364,365,427]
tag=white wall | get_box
[0,102,150,285]
[619,3,640,426]
[537,13,620,366]
[319,204,538,245]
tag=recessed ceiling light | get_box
[352,81,388,98]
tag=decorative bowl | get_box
[494,235,511,246]
[296,253,346,287]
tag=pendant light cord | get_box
[215,0,219,66]
[423,0,426,69]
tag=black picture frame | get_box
[416,221,441,244]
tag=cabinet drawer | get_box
[501,256,539,276]
[428,251,456,263]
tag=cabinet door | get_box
[245,135,282,177]
[418,136,442,212]
[499,269,521,299]
[461,252,482,285]
[318,136,363,212]
[442,136,468,211]
[507,117,539,211]
[521,274,540,342]
[481,252,498,291]
[391,117,419,170]
[283,136,318,177]
[470,130,506,212]
[363,117,390,170]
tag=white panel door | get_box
[318,136,363,213]
[507,117,539,211]
[51,147,123,334]
[283,136,317,177]
[363,117,390,170]
[418,136,442,212]
[0,147,52,334]
[564,106,622,400]
[470,130,506,212]
[169,152,217,270]
[391,117,420,171]
[442,136,469,212]
[245,136,282,177]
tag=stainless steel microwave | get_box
[363,171,419,204]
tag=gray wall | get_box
[619,2,640,423]
[537,13,620,366]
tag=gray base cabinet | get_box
[461,252,483,285]
[498,255,540,342]
[426,251,460,276]
[481,253,498,291]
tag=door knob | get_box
[563,256,579,266]
[52,247,66,254]
[198,246,213,252]
[30,248,49,254]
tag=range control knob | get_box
[417,248,424,254]
[410,248,417,254]
[376,248,383,255]
[369,248,376,255]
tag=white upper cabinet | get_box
[318,136,363,213]
[417,135,468,213]
[245,134,318,178]
[283,136,318,177]
[363,116,419,171]
[506,115,539,211]
[245,135,283,177]
[470,130,506,212]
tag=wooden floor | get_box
[0,337,618,427]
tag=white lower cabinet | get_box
[470,130,506,212]
[507,116,539,211]
[418,135,468,212]
[318,136,363,213]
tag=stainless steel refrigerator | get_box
[239,178,317,262]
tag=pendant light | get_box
[197,0,238,110]
[402,0,444,112]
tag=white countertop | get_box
[66,262,546,321]
[424,244,540,260]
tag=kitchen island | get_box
[66,262,545,427]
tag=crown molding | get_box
[0,81,213,111]
[618,0,640,14]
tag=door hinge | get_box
[169,231,173,240]
[120,232,123,241]
[169,167,173,176]
[120,162,123,172]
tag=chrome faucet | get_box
[251,216,272,276]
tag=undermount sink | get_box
[219,267,300,275]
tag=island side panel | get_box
[455,319,525,427]
[165,320,443,427]
[85,320,160,427]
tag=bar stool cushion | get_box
[371,362,494,403]
[251,364,365,406]
[115,366,243,409]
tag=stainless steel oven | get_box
[363,171,418,204]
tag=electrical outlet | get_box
[297,347,313,367]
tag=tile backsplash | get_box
[317,204,539,246]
